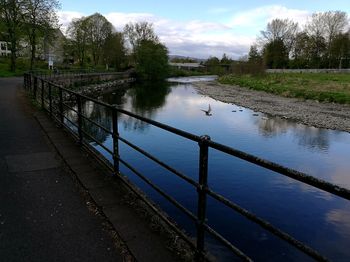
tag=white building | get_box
[0,41,11,56]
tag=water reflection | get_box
[66,76,350,261]
[256,117,330,151]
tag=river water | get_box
[76,76,350,261]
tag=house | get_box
[0,29,65,68]
[0,41,11,56]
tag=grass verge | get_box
[219,73,350,104]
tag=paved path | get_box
[0,78,123,262]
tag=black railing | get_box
[24,72,350,261]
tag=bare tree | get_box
[23,0,60,69]
[259,18,299,53]
[123,22,159,51]
[0,0,25,71]
[306,11,348,67]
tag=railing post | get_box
[59,87,64,126]
[77,95,83,144]
[41,79,44,109]
[28,74,32,92]
[196,135,210,261]
[23,73,27,90]
[112,108,120,175]
[33,76,38,101]
[48,83,52,116]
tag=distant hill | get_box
[169,55,206,63]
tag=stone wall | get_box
[266,69,350,74]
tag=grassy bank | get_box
[219,73,350,104]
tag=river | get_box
[75,76,350,261]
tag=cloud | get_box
[58,11,84,34]
[208,7,231,15]
[229,5,310,28]
[58,5,311,59]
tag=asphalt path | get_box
[0,77,122,262]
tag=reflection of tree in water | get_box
[122,81,171,132]
[82,100,112,144]
[101,88,127,105]
[256,117,330,151]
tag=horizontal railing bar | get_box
[118,136,199,188]
[62,114,78,128]
[208,141,350,201]
[80,129,114,156]
[80,115,113,135]
[30,74,350,261]
[114,170,199,252]
[119,158,198,222]
[62,103,77,113]
[117,108,202,142]
[56,86,202,143]
[206,188,329,262]
[203,223,252,261]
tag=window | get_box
[1,43,6,50]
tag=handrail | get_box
[24,72,349,261]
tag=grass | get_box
[0,62,25,77]
[219,73,350,104]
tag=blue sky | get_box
[58,0,350,58]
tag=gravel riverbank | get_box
[194,81,350,133]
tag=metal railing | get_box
[24,72,350,261]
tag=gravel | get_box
[194,81,350,133]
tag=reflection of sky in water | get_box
[76,77,350,261]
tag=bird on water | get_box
[201,104,212,116]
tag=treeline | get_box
[250,11,350,69]
[1,1,169,80]
[0,0,60,71]
[66,16,169,80]
[66,15,169,80]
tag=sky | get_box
[58,0,350,59]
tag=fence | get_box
[24,72,350,261]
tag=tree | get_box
[329,32,350,68]
[306,11,349,67]
[67,17,90,66]
[263,39,288,69]
[23,0,60,70]
[85,13,113,66]
[290,32,310,68]
[123,22,159,51]
[260,18,298,55]
[134,40,169,80]
[220,53,232,64]
[0,0,25,71]
[248,45,262,63]
[102,32,126,70]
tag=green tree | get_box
[67,17,90,66]
[85,13,113,67]
[134,39,169,80]
[263,39,288,69]
[248,45,262,63]
[290,32,310,68]
[102,32,126,70]
[329,32,350,68]
[23,0,60,70]
[0,0,25,71]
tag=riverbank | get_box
[194,81,350,133]
[219,73,350,104]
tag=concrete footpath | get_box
[0,78,182,262]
